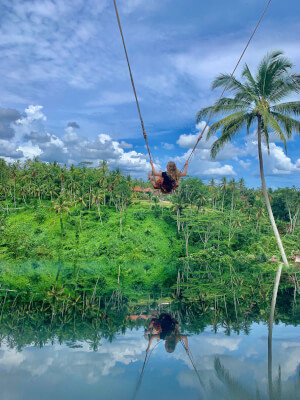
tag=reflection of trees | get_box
[208,263,299,400]
[267,263,300,400]
[0,283,298,352]
[212,357,299,400]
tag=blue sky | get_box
[0,0,299,187]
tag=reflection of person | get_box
[145,313,189,354]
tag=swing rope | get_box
[113,0,153,163]
[113,0,272,168]
[132,340,162,400]
[185,0,272,166]
[180,340,205,390]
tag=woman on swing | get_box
[149,160,188,194]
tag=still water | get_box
[0,314,299,400]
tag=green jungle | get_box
[0,158,299,311]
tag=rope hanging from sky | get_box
[113,0,272,168]
[185,0,272,166]
[113,0,153,163]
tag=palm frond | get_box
[210,113,248,158]
[268,74,300,102]
[196,98,251,122]
[214,358,253,400]
[271,101,300,115]
[206,111,247,140]
[257,50,294,97]
[242,64,259,95]
[259,106,287,151]
[211,73,245,92]
[271,111,300,137]
[246,113,255,134]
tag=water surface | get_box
[0,317,299,400]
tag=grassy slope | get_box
[0,202,181,267]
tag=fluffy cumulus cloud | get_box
[244,133,300,177]
[175,121,238,177]
[175,120,300,181]
[3,104,150,176]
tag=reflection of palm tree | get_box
[214,357,254,400]
[268,263,283,400]
[214,356,298,400]
[212,264,297,400]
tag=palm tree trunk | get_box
[257,118,289,268]
[176,209,180,233]
[268,263,283,400]
[97,203,103,225]
[60,215,64,237]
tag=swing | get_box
[113,0,272,170]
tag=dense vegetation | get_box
[0,280,298,352]
[0,158,299,303]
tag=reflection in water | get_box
[132,313,205,399]
[145,313,188,354]
[0,299,299,399]
[268,264,283,400]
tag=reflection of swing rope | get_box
[180,340,205,390]
[132,340,162,400]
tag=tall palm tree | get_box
[197,51,300,267]
[220,177,228,212]
[51,195,70,236]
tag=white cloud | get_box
[16,105,46,125]
[205,164,236,176]
[245,133,300,176]
[177,121,210,149]
[0,139,23,158]
[17,143,42,159]
[177,133,199,149]
[0,348,25,370]
[174,149,236,178]
[175,121,239,177]
[6,104,150,177]
[239,159,251,169]
[119,140,133,149]
[62,126,80,144]
[161,142,174,150]
[177,121,240,161]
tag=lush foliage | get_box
[0,158,299,302]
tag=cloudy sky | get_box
[0,323,299,399]
[0,0,299,187]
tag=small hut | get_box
[269,256,279,263]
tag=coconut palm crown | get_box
[197,50,300,157]
[196,50,300,267]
